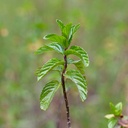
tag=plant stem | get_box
[61,54,71,128]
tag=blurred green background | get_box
[0,0,128,128]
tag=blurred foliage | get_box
[0,0,128,128]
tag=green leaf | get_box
[46,42,64,54]
[40,80,60,110]
[74,60,85,74]
[62,23,73,43]
[56,19,65,31]
[43,34,66,44]
[62,23,80,43]
[110,103,116,113]
[67,58,80,64]
[67,58,85,74]
[35,42,64,54]
[72,24,80,34]
[110,102,123,116]
[108,118,118,128]
[65,45,89,67]
[56,20,80,47]
[68,29,73,43]
[52,65,63,73]
[36,58,63,81]
[35,45,52,54]
[115,102,122,115]
[64,70,87,101]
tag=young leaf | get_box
[64,70,87,101]
[40,80,60,110]
[65,45,89,67]
[46,42,64,54]
[62,23,80,44]
[110,102,116,114]
[62,23,73,45]
[62,23,72,38]
[36,58,63,81]
[72,24,80,34]
[43,34,66,44]
[35,45,52,54]
[110,102,123,116]
[108,118,118,128]
[115,102,122,116]
[56,19,65,31]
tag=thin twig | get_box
[61,54,71,128]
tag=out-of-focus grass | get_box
[0,0,128,128]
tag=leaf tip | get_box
[81,99,85,102]
[43,35,47,40]
[37,76,41,81]
[75,24,80,29]
[81,95,87,102]
[56,19,59,23]
[85,62,89,67]
[56,19,62,24]
[40,105,47,111]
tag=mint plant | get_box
[105,102,128,128]
[36,19,89,128]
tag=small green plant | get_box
[105,102,128,128]
[35,19,89,128]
